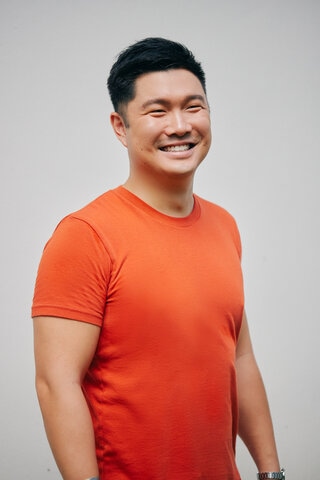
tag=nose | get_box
[164,111,192,137]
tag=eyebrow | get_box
[141,94,207,109]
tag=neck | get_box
[123,175,195,217]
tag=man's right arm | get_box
[33,315,101,480]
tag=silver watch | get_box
[257,468,285,480]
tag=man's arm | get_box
[236,311,281,472]
[33,316,101,480]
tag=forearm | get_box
[36,379,99,480]
[236,352,280,472]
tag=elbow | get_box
[35,372,83,409]
[35,374,53,409]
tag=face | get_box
[111,69,211,184]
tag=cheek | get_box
[202,121,212,146]
[130,137,153,156]
[197,117,211,137]
[135,123,163,149]
[199,114,211,132]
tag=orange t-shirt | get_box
[32,186,244,480]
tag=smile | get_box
[160,144,194,152]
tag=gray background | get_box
[1,1,319,478]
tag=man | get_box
[32,37,283,480]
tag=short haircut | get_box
[107,37,206,117]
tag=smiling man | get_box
[111,68,211,217]
[32,38,283,480]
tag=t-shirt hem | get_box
[31,306,102,327]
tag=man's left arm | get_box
[236,311,281,472]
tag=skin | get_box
[110,69,211,217]
[236,312,280,472]
[34,318,100,480]
[34,68,280,479]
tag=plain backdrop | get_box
[1,1,319,478]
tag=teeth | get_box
[163,144,190,152]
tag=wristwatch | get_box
[257,468,285,479]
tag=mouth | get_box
[159,143,195,152]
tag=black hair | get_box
[107,37,206,116]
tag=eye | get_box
[149,109,166,116]
[187,104,203,112]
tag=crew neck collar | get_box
[113,185,201,227]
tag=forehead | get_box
[132,69,206,103]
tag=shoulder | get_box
[52,187,125,237]
[195,194,242,256]
[45,186,137,261]
[71,187,124,222]
[195,194,238,226]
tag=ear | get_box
[110,112,128,148]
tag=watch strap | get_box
[257,468,285,479]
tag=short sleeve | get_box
[32,216,111,326]
[229,215,242,261]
